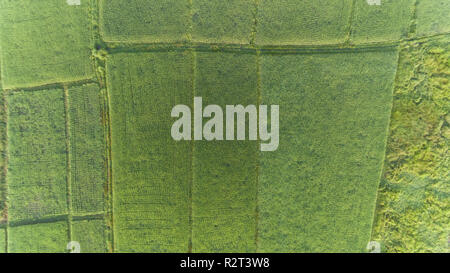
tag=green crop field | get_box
[192,0,255,44]
[256,0,352,45]
[72,219,107,253]
[0,0,94,89]
[0,1,448,253]
[7,89,68,221]
[350,0,415,44]
[416,0,450,36]
[8,221,68,253]
[192,52,259,252]
[258,50,398,252]
[107,52,192,252]
[100,0,191,43]
[68,84,106,214]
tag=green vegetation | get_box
[72,219,107,253]
[416,0,450,36]
[0,89,6,219]
[350,0,415,44]
[192,0,255,44]
[0,0,94,89]
[256,0,352,45]
[107,52,192,252]
[192,52,258,252]
[68,84,105,214]
[258,50,399,252]
[371,36,450,252]
[100,0,190,43]
[0,1,449,253]
[7,89,67,221]
[0,228,5,253]
[8,221,68,253]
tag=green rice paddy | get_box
[0,0,448,253]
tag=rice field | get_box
[0,0,94,89]
[0,1,448,253]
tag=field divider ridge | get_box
[345,0,357,45]
[188,49,197,253]
[3,88,10,253]
[102,72,115,253]
[255,49,262,252]
[4,78,98,93]
[63,85,73,243]
[369,45,403,243]
[250,0,260,45]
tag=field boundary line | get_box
[408,0,419,38]
[72,212,105,221]
[105,43,401,56]
[345,0,357,45]
[188,50,197,253]
[369,46,403,244]
[63,85,73,243]
[103,73,115,253]
[255,50,261,252]
[5,78,98,93]
[3,89,10,253]
[103,31,450,55]
[8,214,69,227]
[250,0,260,45]
[6,212,105,228]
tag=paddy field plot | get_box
[72,219,107,253]
[0,0,94,89]
[7,89,67,221]
[416,0,450,36]
[68,84,106,214]
[350,0,415,43]
[192,0,255,44]
[100,0,190,43]
[107,52,193,252]
[258,50,399,252]
[8,221,68,253]
[256,0,352,45]
[192,52,258,252]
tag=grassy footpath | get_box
[371,36,449,253]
